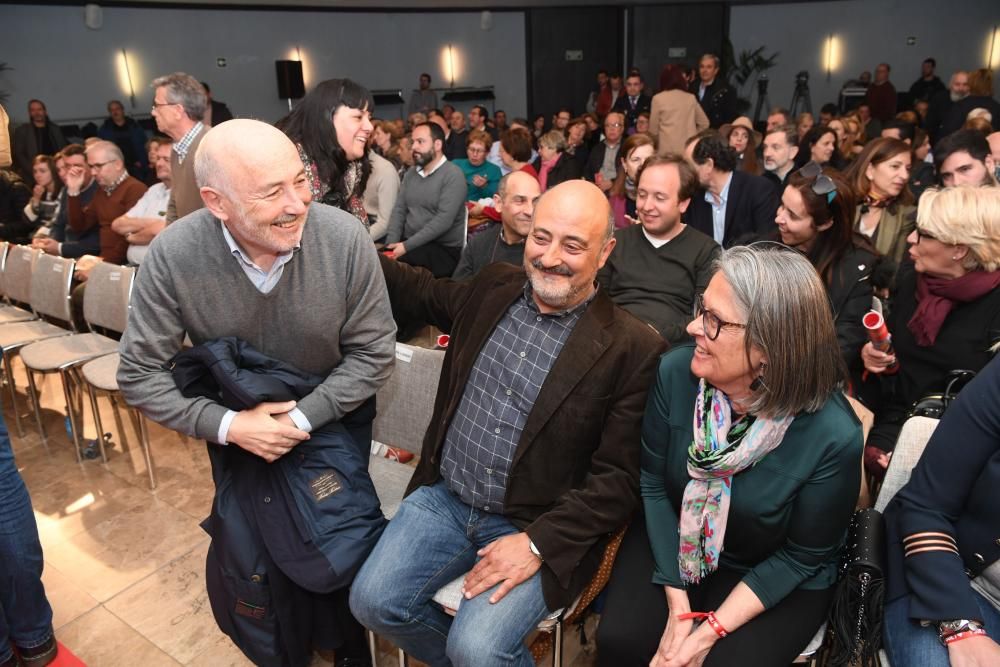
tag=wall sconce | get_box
[988,25,999,69]
[824,34,835,82]
[441,44,460,88]
[117,48,137,108]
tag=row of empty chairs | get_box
[0,242,156,488]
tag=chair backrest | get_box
[29,253,76,325]
[83,262,136,333]
[5,245,38,305]
[874,416,940,512]
[372,343,446,454]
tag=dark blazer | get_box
[683,170,780,248]
[210,99,234,125]
[825,244,877,384]
[533,152,582,191]
[689,79,738,128]
[583,141,620,183]
[612,93,652,132]
[885,355,1000,622]
[379,257,667,608]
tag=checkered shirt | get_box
[439,283,593,513]
[173,121,204,164]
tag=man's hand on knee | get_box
[227,401,310,463]
[462,533,542,604]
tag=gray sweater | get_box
[385,159,467,251]
[118,204,396,441]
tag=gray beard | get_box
[951,91,969,103]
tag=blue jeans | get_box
[884,593,1000,666]
[350,481,552,667]
[0,416,53,662]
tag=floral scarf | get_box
[677,380,793,584]
[295,143,369,230]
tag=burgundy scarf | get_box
[908,270,1000,346]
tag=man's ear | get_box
[200,187,229,221]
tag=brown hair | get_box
[844,137,915,207]
[31,154,63,193]
[610,132,656,198]
[466,130,493,150]
[968,68,994,97]
[636,154,699,202]
[500,127,533,163]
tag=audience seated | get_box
[443,110,469,161]
[453,130,501,200]
[883,354,1000,667]
[795,125,845,170]
[32,144,100,259]
[650,64,710,157]
[635,110,651,135]
[597,243,860,666]
[351,180,666,667]
[452,170,538,280]
[761,124,799,190]
[721,116,763,175]
[845,137,915,266]
[926,70,969,145]
[362,149,400,242]
[776,164,877,384]
[21,154,62,239]
[585,110,626,192]
[372,119,402,166]
[795,111,815,142]
[487,117,537,176]
[151,72,207,223]
[497,127,538,181]
[940,68,1000,141]
[933,129,998,187]
[564,116,591,172]
[909,128,936,201]
[765,107,792,133]
[277,78,375,229]
[467,104,497,141]
[684,132,779,248]
[111,137,173,265]
[861,186,1000,479]
[599,155,719,343]
[385,121,467,277]
[11,99,67,186]
[534,130,581,193]
[608,133,656,228]
[97,100,150,181]
[881,119,916,144]
[0,164,31,243]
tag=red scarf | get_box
[908,270,1000,346]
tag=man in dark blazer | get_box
[351,180,666,667]
[583,111,625,192]
[613,72,652,134]
[683,132,779,248]
[689,54,738,129]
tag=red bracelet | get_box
[943,628,988,645]
[677,611,729,638]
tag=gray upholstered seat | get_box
[0,320,72,349]
[80,352,120,392]
[20,333,119,372]
[368,456,414,520]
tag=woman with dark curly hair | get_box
[277,78,374,229]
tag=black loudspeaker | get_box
[275,60,305,99]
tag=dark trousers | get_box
[596,519,834,667]
[399,242,461,278]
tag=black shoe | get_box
[16,636,56,667]
[0,650,22,667]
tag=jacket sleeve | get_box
[525,333,667,589]
[742,414,862,608]
[370,165,399,242]
[834,264,873,371]
[294,227,397,428]
[893,359,1000,623]
[66,192,97,233]
[379,252,474,333]
[750,176,780,238]
[384,172,409,245]
[695,101,710,132]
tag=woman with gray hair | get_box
[861,185,1000,479]
[532,129,581,192]
[597,244,862,666]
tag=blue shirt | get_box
[453,158,502,200]
[704,172,733,246]
[216,224,311,443]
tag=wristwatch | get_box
[528,539,543,562]
[938,619,984,642]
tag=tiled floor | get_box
[9,361,598,667]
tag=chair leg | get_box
[367,630,377,667]
[397,646,407,667]
[553,620,563,667]
[61,369,83,463]
[136,409,156,490]
[24,368,47,441]
[3,351,24,438]
[86,383,109,463]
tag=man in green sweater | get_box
[598,155,719,344]
[118,119,396,665]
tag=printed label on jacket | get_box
[309,470,343,503]
[235,599,266,620]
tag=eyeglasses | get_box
[796,161,837,203]
[605,122,624,129]
[87,160,114,170]
[151,101,179,112]
[694,294,746,341]
[915,227,948,244]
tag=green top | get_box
[641,345,862,609]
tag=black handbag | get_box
[906,369,976,420]
[827,508,886,667]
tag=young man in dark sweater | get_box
[598,155,719,344]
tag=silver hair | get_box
[87,140,124,164]
[539,130,567,152]
[716,244,844,417]
[152,72,207,122]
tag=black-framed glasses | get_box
[915,227,949,245]
[151,101,179,112]
[796,161,837,203]
[694,294,747,341]
[87,160,113,170]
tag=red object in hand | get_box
[678,611,729,638]
[436,334,450,349]
[381,250,395,259]
[863,310,899,375]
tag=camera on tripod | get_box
[796,71,810,86]
[757,74,769,96]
